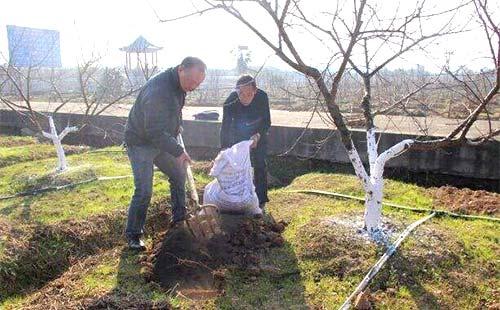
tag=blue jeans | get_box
[125,145,186,240]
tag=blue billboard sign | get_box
[7,25,62,68]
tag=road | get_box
[1,101,498,139]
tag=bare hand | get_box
[250,133,261,148]
[176,151,192,167]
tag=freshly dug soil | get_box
[432,186,500,216]
[149,214,286,298]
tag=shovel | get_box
[178,134,221,239]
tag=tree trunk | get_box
[364,177,383,232]
[48,116,68,172]
[43,116,77,172]
[363,139,414,230]
[53,135,68,172]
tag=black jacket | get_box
[220,89,271,149]
[124,67,185,157]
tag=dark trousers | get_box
[125,145,186,239]
[250,143,269,205]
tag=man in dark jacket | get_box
[220,75,271,211]
[124,57,206,250]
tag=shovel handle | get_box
[177,134,199,206]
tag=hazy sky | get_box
[0,0,497,72]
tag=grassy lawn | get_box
[0,135,89,168]
[0,136,498,309]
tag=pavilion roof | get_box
[120,36,162,53]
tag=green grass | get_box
[0,147,186,224]
[0,143,89,168]
[286,172,434,209]
[0,139,498,309]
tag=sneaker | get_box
[128,237,146,251]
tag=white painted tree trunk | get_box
[53,133,68,171]
[348,128,415,232]
[364,177,383,232]
[364,128,382,232]
[42,116,78,172]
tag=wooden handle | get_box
[178,134,199,206]
[185,163,199,205]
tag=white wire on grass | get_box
[339,212,437,310]
[0,175,132,200]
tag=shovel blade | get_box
[186,204,222,239]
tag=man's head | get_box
[178,57,206,92]
[236,75,257,105]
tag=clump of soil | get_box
[148,214,286,298]
[432,186,499,216]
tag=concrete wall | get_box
[1,110,498,180]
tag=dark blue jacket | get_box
[220,89,271,148]
[124,67,185,157]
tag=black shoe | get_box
[170,214,188,229]
[128,237,146,251]
[170,220,188,230]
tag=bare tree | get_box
[74,56,139,129]
[158,0,499,234]
[0,54,139,171]
[0,62,81,171]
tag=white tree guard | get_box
[42,116,78,172]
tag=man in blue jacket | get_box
[124,57,206,250]
[220,75,271,212]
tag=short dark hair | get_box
[180,56,206,71]
[236,75,256,88]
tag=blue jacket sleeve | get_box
[258,91,271,136]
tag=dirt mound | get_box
[432,186,500,216]
[148,214,286,297]
[295,218,380,279]
[3,202,172,308]
[0,211,126,298]
[0,136,38,147]
[85,294,171,310]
